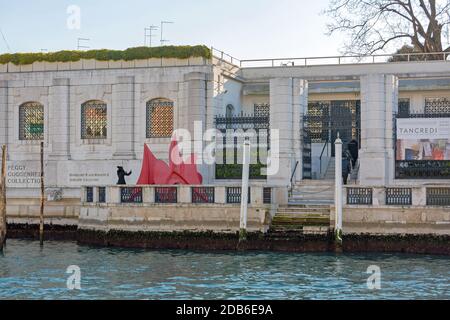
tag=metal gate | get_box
[302,100,361,179]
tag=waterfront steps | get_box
[269,180,334,237]
[269,204,331,237]
[289,180,335,205]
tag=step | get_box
[290,192,334,197]
[294,180,334,186]
[276,208,330,214]
[275,212,330,217]
[291,193,334,197]
[288,200,334,205]
[292,189,334,193]
[271,227,329,232]
[274,212,330,217]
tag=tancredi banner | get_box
[396,118,450,161]
[397,118,450,140]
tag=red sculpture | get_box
[137,140,203,185]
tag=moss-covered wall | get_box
[0,45,211,65]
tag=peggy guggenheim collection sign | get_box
[396,118,450,161]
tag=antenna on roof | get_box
[144,25,159,47]
[77,38,90,50]
[160,20,174,46]
[0,27,11,53]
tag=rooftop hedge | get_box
[0,45,212,65]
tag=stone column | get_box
[0,81,8,147]
[292,79,308,182]
[112,76,135,159]
[48,78,70,160]
[359,74,398,186]
[268,78,294,187]
[385,75,398,184]
[184,72,212,183]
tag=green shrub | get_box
[215,163,267,180]
[0,45,212,65]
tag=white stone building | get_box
[1,49,450,221]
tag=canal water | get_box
[0,240,449,300]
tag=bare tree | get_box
[326,0,450,56]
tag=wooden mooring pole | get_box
[39,141,44,246]
[0,145,7,252]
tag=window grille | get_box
[386,188,412,206]
[347,188,373,205]
[398,98,411,117]
[81,101,107,139]
[254,104,270,118]
[146,98,174,138]
[425,98,450,115]
[192,187,215,204]
[19,102,44,140]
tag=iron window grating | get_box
[81,101,107,139]
[19,102,44,141]
[386,188,412,206]
[146,99,174,138]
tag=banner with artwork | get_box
[396,118,450,161]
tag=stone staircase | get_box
[323,157,335,180]
[269,180,334,237]
[269,204,331,236]
[289,180,335,205]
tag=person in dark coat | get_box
[117,166,132,185]
[348,139,359,168]
[342,151,352,185]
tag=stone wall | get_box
[6,197,79,226]
[331,206,450,236]
[79,204,272,234]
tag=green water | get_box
[0,240,449,300]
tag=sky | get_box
[0,0,346,59]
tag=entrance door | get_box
[330,101,360,156]
[302,100,360,179]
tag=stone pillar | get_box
[292,79,308,182]
[268,78,294,187]
[0,81,8,147]
[112,76,135,159]
[48,78,70,160]
[184,72,212,183]
[385,75,398,184]
[359,74,398,186]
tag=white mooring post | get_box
[239,138,251,243]
[334,134,343,246]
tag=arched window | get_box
[19,102,44,141]
[146,98,174,138]
[226,104,234,118]
[81,100,107,139]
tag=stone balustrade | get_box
[82,185,287,206]
[79,185,288,234]
[343,185,450,207]
[332,185,450,235]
